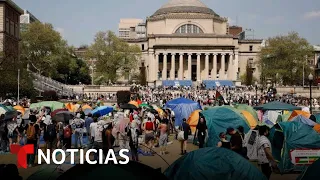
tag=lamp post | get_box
[255,81,258,106]
[308,73,313,114]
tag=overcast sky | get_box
[13,0,320,47]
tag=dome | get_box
[152,0,219,17]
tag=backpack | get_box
[64,127,71,138]
[26,124,36,140]
[46,124,56,138]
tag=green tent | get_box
[254,101,301,111]
[314,113,320,123]
[201,106,250,147]
[234,104,259,121]
[281,112,292,122]
[30,101,65,111]
[269,121,320,173]
[0,104,17,120]
[164,147,267,180]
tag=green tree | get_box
[258,32,314,85]
[86,31,141,84]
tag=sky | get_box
[12,0,320,47]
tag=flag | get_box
[216,90,224,101]
[137,98,142,105]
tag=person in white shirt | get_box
[89,117,98,148]
[257,125,278,179]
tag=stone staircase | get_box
[30,72,74,96]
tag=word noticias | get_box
[11,144,130,169]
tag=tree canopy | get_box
[86,31,141,84]
[258,32,314,85]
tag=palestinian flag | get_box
[216,90,224,101]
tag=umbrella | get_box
[129,101,139,108]
[139,103,153,109]
[82,104,92,111]
[120,103,138,110]
[53,111,74,124]
[30,101,65,111]
[84,109,92,115]
[13,105,25,115]
[91,106,113,117]
[147,108,158,114]
[51,108,69,117]
[0,104,17,120]
[254,101,301,111]
[57,161,167,180]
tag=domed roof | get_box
[152,0,219,17]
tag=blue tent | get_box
[91,106,113,117]
[314,113,320,123]
[201,106,250,147]
[269,121,320,173]
[164,147,267,180]
[165,98,201,126]
[291,115,317,127]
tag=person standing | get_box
[102,123,115,158]
[143,117,155,154]
[257,125,278,180]
[127,121,140,161]
[158,122,168,155]
[180,118,191,155]
[85,113,94,142]
[7,117,19,150]
[196,117,207,148]
[89,117,98,149]
[226,127,243,156]
[63,125,72,149]
[71,113,85,148]
[25,118,40,167]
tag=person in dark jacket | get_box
[180,118,191,155]
[196,117,207,148]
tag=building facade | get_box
[0,0,23,70]
[120,0,263,87]
[20,9,39,31]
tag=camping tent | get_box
[234,104,259,121]
[187,109,202,134]
[288,110,311,121]
[297,158,320,180]
[241,110,258,129]
[30,101,65,111]
[254,101,301,111]
[165,98,202,126]
[164,147,267,180]
[201,106,250,147]
[269,121,320,173]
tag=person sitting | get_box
[217,132,231,149]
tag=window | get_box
[5,18,9,33]
[248,58,254,68]
[249,45,253,52]
[14,23,18,38]
[10,21,14,36]
[175,24,203,34]
[141,44,144,50]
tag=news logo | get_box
[10,144,130,168]
[10,144,34,169]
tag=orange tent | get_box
[82,104,92,110]
[13,105,25,115]
[241,110,258,129]
[129,101,139,108]
[65,103,78,112]
[314,124,320,133]
[288,110,311,121]
[187,110,202,134]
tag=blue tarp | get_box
[164,147,267,180]
[91,106,113,117]
[202,80,234,89]
[201,106,250,147]
[165,97,202,126]
[162,80,192,87]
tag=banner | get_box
[289,149,320,165]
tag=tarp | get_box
[162,80,192,87]
[288,110,311,121]
[30,101,65,111]
[165,98,202,126]
[269,121,320,173]
[234,104,259,121]
[241,110,258,129]
[254,101,302,111]
[201,106,250,147]
[202,80,234,89]
[164,147,267,180]
[187,109,202,134]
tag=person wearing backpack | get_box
[63,125,72,149]
[45,121,57,151]
[24,118,40,167]
[71,113,85,148]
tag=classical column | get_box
[212,53,217,80]
[220,53,225,80]
[179,53,184,80]
[235,53,239,81]
[205,53,209,80]
[197,53,201,81]
[155,53,159,80]
[229,54,234,80]
[162,53,167,80]
[171,53,175,80]
[188,53,192,80]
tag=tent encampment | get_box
[269,121,320,173]
[234,104,259,121]
[254,101,301,111]
[187,109,202,134]
[164,147,267,180]
[201,106,250,147]
[165,98,202,126]
[288,110,311,121]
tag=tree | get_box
[258,32,314,85]
[86,31,141,83]
[139,66,147,86]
